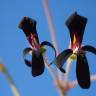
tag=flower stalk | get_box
[42,0,70,95]
[42,0,62,81]
[0,63,20,96]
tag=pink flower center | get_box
[28,34,40,49]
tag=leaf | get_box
[32,50,45,77]
[23,48,32,67]
[76,53,90,89]
[54,49,73,73]
[81,45,96,55]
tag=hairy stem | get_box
[64,59,72,86]
[42,1,71,96]
[4,69,20,96]
[0,63,20,96]
[42,0,62,80]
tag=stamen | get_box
[73,34,76,45]
[73,47,79,53]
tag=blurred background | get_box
[0,0,96,96]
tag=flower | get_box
[19,17,56,77]
[54,12,96,89]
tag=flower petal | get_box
[23,48,32,67]
[76,53,90,89]
[32,50,45,77]
[81,45,96,55]
[66,12,87,48]
[41,41,56,64]
[54,49,73,73]
[19,17,39,43]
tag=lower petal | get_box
[32,50,45,77]
[76,53,90,89]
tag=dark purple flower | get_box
[19,17,56,77]
[54,12,96,89]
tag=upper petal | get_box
[66,12,88,48]
[18,17,39,43]
[76,53,90,89]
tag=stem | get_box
[42,0,59,53]
[44,58,56,80]
[42,0,69,95]
[63,41,72,87]
[64,59,72,86]
[0,63,20,96]
[91,75,96,80]
[42,0,62,80]
[4,69,20,96]
[44,57,64,95]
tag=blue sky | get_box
[0,0,96,96]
